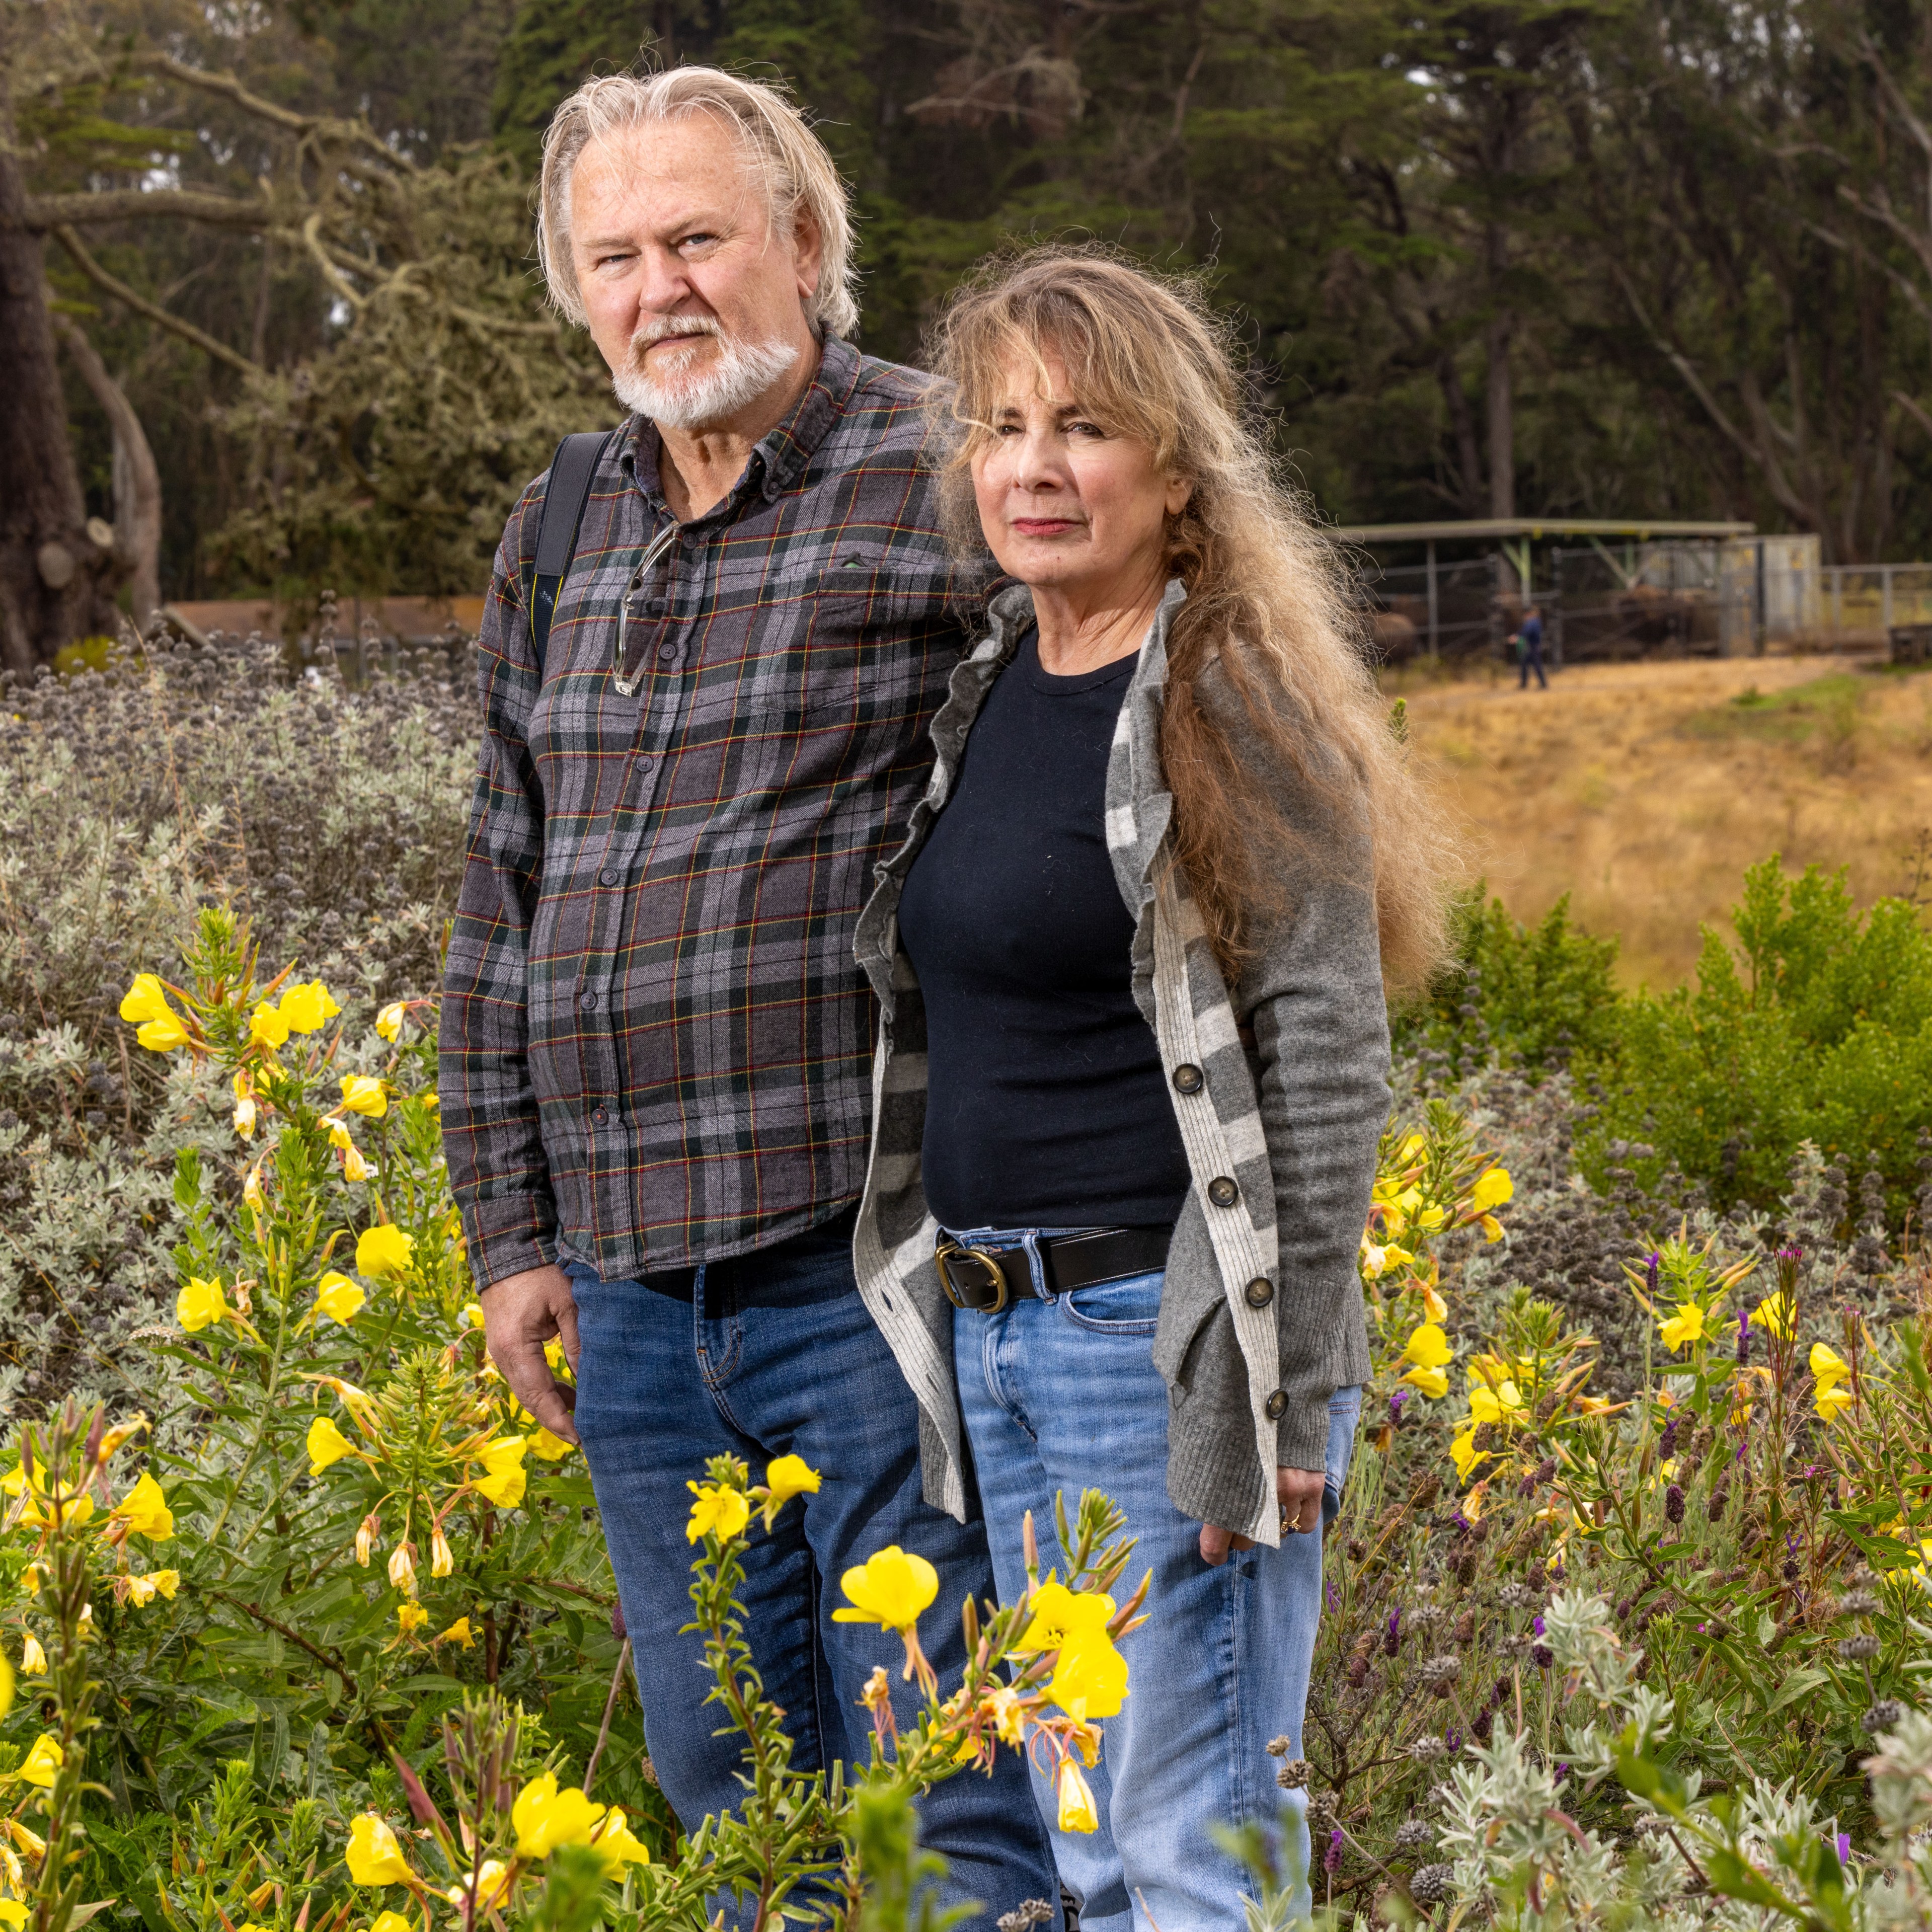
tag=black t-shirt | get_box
[896,631,1191,1230]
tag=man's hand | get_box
[481,1263,582,1447]
[1198,1466,1326,1566]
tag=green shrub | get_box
[1576,858,1932,1220]
[1393,889,1625,1080]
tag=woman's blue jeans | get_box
[951,1260,1361,1932]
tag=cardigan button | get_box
[1245,1277,1274,1308]
[1207,1176,1239,1208]
[1171,1063,1204,1095]
[1265,1390,1288,1420]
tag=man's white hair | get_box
[536,67,859,341]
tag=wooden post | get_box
[1426,539,1439,661]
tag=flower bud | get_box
[356,1513,379,1566]
[388,1540,417,1597]
[233,1095,257,1139]
[431,1527,453,1578]
[1665,1484,1685,1524]
[1839,1632,1882,1662]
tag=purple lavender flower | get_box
[1659,1415,1679,1458]
[1646,1252,1660,1296]
[1837,1832,1851,1863]
[1533,1614,1546,1637]
[1445,1726,1461,1752]
[1665,1484,1685,1524]
[1326,1580,1339,1611]
[1737,1313,1751,1364]
[1553,1763,1569,1786]
[1325,1828,1343,1874]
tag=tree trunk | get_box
[0,93,115,671]
[55,318,159,629]
[0,151,90,671]
[1485,225,1514,520]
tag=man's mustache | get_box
[628,314,723,366]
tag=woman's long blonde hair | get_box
[925,245,1457,994]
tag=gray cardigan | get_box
[851,580,1386,1544]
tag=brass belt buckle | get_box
[935,1241,1012,1313]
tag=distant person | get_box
[1512,602,1547,689]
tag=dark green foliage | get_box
[1393,888,1625,1076]
[1576,860,1932,1221]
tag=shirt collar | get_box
[617,334,860,518]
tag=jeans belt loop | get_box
[1017,1230,1051,1301]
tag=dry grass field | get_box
[1392,652,1932,989]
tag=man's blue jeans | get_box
[952,1263,1361,1932]
[565,1216,1059,1927]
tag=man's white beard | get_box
[612,317,801,431]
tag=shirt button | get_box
[1172,1063,1204,1095]
[579,991,597,1011]
[1245,1277,1274,1308]
[1207,1176,1240,1208]
[599,868,620,887]
[657,643,679,662]
[637,754,655,771]
[1265,1389,1288,1420]
[591,1107,608,1125]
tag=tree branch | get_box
[51,315,162,626]
[24,188,274,234]
[51,226,260,376]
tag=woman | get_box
[848,249,1450,1930]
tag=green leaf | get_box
[1702,1846,1798,1915]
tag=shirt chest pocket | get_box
[710,549,956,724]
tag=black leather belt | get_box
[936,1226,1171,1313]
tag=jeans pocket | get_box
[1323,1384,1364,1526]
[1057,1268,1165,1335]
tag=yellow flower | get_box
[1449,1427,1488,1483]
[1659,1302,1706,1352]
[233,1093,257,1139]
[1753,1292,1794,1340]
[242,1163,265,1212]
[248,1003,290,1050]
[16,1735,61,1789]
[370,1914,414,1932]
[375,1001,408,1042]
[120,975,190,1053]
[1399,1323,1451,1371]
[1360,1242,1414,1280]
[0,1901,27,1927]
[1056,1757,1099,1834]
[339,1075,389,1119]
[1811,1341,1850,1386]
[512,1771,606,1858]
[176,1276,226,1334]
[279,980,340,1034]
[430,1527,452,1577]
[1817,1382,1854,1424]
[446,1862,510,1912]
[1014,1581,1115,1656]
[589,1807,652,1871]
[125,1570,180,1606]
[388,1543,417,1597]
[473,1437,529,1510]
[761,1453,822,1527]
[396,1602,428,1637]
[434,1617,474,1650]
[685,1481,750,1545]
[356,1513,379,1566]
[461,1302,485,1330]
[1478,1213,1505,1243]
[355,1224,413,1279]
[345,1812,412,1887]
[332,1126,370,1184]
[1470,1167,1513,1213]
[20,1635,44,1676]
[1047,1632,1128,1723]
[1421,1280,1448,1323]
[315,1273,366,1325]
[306,1415,356,1476]
[1467,1380,1523,1428]
[526,1427,574,1461]
[834,1546,939,1632]
[109,1472,173,1541]
[1400,1364,1449,1400]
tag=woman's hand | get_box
[1198,1466,1326,1566]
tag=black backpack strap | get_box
[527,430,615,680]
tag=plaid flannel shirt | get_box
[441,338,968,1288]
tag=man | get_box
[439,68,1058,1921]
[1514,602,1547,689]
